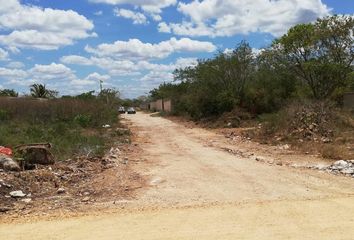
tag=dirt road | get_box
[2,112,354,239]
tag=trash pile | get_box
[0,143,54,172]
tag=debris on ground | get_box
[15,143,55,169]
[0,144,145,217]
[326,160,354,176]
[0,154,21,172]
[9,190,26,198]
[56,188,66,194]
[115,128,131,135]
[0,146,13,156]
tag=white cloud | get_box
[61,54,198,78]
[223,48,233,55]
[0,67,28,79]
[61,55,139,76]
[60,55,93,65]
[159,0,331,37]
[0,47,9,60]
[60,54,200,96]
[70,72,110,88]
[0,63,110,94]
[150,13,162,22]
[85,37,216,60]
[114,8,148,25]
[89,0,177,13]
[174,57,198,69]
[140,71,173,82]
[6,61,25,69]
[139,57,197,85]
[0,0,95,50]
[29,63,76,81]
[85,72,111,82]
[158,22,171,33]
[94,10,103,16]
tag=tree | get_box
[30,84,58,98]
[75,90,96,100]
[98,88,120,105]
[0,89,18,97]
[276,15,354,99]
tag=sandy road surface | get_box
[2,112,354,239]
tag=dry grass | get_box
[0,97,117,126]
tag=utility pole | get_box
[99,80,103,93]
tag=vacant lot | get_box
[1,112,354,239]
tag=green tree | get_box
[98,88,120,105]
[30,84,58,98]
[276,15,354,99]
[0,89,18,97]
[75,90,96,100]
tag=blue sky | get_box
[0,0,353,98]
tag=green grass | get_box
[0,97,123,160]
[0,121,111,160]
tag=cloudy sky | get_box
[0,0,352,98]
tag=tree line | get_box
[150,15,354,119]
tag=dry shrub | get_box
[0,97,117,126]
[321,145,344,160]
[261,100,338,140]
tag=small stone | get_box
[341,168,354,175]
[9,190,26,198]
[21,198,32,203]
[314,164,328,170]
[57,188,66,194]
[82,197,90,202]
[333,160,348,169]
[278,144,290,150]
[0,207,11,212]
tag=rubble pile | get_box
[0,153,120,213]
[325,160,354,177]
[288,102,334,141]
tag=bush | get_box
[74,114,92,128]
[0,109,9,121]
[321,145,343,160]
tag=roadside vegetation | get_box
[0,85,123,160]
[149,15,354,159]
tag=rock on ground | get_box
[0,154,20,172]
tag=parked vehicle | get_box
[118,106,126,114]
[127,107,136,114]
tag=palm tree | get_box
[30,84,58,98]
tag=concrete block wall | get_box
[148,99,173,112]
